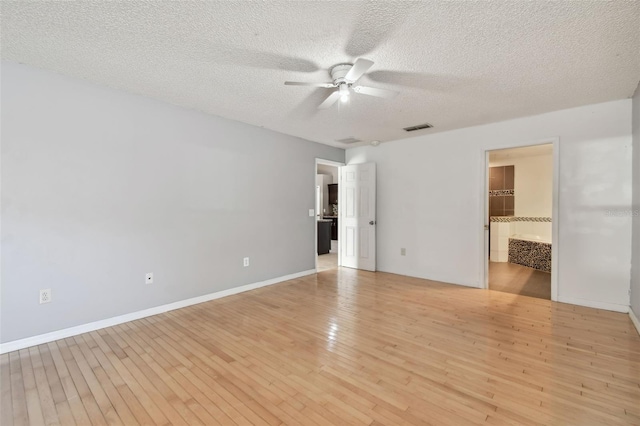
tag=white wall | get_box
[317,164,338,184]
[490,152,553,218]
[1,61,344,343]
[631,83,640,318]
[347,100,632,312]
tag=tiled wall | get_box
[490,222,511,262]
[508,239,552,272]
[490,217,552,263]
[489,165,514,216]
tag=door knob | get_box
[369,220,376,225]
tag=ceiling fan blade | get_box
[285,81,335,88]
[318,91,341,109]
[344,58,374,82]
[367,70,474,91]
[353,85,398,99]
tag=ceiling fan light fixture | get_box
[284,59,396,109]
[339,83,350,102]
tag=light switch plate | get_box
[309,209,315,217]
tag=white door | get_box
[339,163,376,271]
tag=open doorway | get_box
[316,160,341,272]
[486,144,554,300]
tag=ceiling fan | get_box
[284,58,399,109]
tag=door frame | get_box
[315,158,345,271]
[481,137,560,301]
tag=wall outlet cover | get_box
[243,257,250,267]
[39,289,52,304]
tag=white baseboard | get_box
[0,269,316,354]
[629,308,640,336]
[556,296,629,313]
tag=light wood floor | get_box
[2,269,640,425]
[489,261,551,300]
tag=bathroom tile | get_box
[505,165,514,190]
[490,231,499,247]
[492,196,502,210]
[512,222,521,235]
[504,196,514,210]
[490,167,504,190]
[493,196,505,216]
[533,222,544,238]
[499,237,509,250]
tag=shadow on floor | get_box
[489,261,550,299]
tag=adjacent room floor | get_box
[2,269,639,425]
[489,261,551,300]
[317,240,338,272]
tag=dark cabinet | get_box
[330,217,338,240]
[328,184,338,205]
[317,220,331,255]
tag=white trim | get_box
[556,296,629,313]
[550,138,560,301]
[316,158,344,168]
[481,138,560,301]
[482,150,490,289]
[0,269,316,354]
[315,158,345,271]
[629,308,640,336]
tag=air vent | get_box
[336,137,362,144]
[403,123,433,132]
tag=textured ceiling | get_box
[2,1,639,148]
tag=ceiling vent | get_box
[336,137,362,144]
[403,123,433,132]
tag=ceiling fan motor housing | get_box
[330,63,353,85]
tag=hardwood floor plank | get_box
[9,352,29,426]
[38,344,66,407]
[1,353,14,426]
[18,348,45,426]
[28,346,60,425]
[67,336,124,426]
[57,338,109,426]
[47,341,92,426]
[3,269,640,425]
[101,327,232,425]
[118,323,251,425]
[91,330,169,425]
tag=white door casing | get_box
[340,163,376,271]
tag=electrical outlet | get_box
[145,273,153,284]
[243,257,250,267]
[401,248,406,256]
[39,289,52,304]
